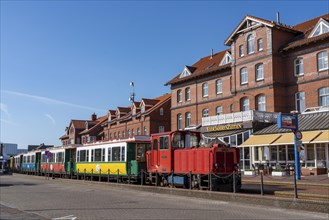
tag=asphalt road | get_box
[0,175,328,220]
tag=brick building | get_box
[165,14,329,172]
[102,94,171,141]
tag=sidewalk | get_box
[241,173,329,201]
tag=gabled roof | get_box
[281,13,329,51]
[224,15,299,46]
[71,120,87,129]
[79,115,107,135]
[116,107,130,114]
[165,49,230,86]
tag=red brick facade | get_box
[167,14,329,131]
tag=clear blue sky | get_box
[1,1,328,148]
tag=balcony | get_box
[202,110,278,126]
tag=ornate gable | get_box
[309,18,329,38]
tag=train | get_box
[10,130,241,191]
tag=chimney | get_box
[91,113,97,121]
[210,49,213,59]
[276,12,280,24]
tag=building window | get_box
[319,87,329,106]
[255,63,264,81]
[114,132,117,138]
[311,21,329,37]
[257,95,266,111]
[240,67,248,84]
[257,38,263,51]
[160,108,164,116]
[177,89,182,103]
[239,45,244,57]
[295,92,306,113]
[241,98,249,111]
[216,79,222,94]
[294,58,304,76]
[202,109,209,117]
[216,106,223,115]
[247,34,255,54]
[317,51,328,71]
[118,131,120,138]
[202,83,208,97]
[137,127,140,135]
[159,126,165,133]
[177,114,182,130]
[132,129,135,136]
[185,112,191,127]
[122,130,125,138]
[143,126,147,135]
[185,87,190,101]
[127,129,130,137]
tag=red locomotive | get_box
[146,130,241,191]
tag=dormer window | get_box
[141,106,145,113]
[220,52,232,65]
[179,66,193,78]
[116,114,120,119]
[132,108,136,115]
[310,19,329,38]
[85,122,89,130]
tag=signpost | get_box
[277,113,301,180]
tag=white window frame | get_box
[216,106,223,115]
[294,58,304,76]
[202,83,208,97]
[185,112,191,127]
[295,92,306,113]
[185,87,191,101]
[177,114,182,130]
[241,98,250,111]
[317,51,328,71]
[257,95,266,111]
[247,34,255,54]
[239,45,244,57]
[257,38,263,51]
[255,63,264,81]
[177,89,182,103]
[216,79,223,94]
[202,109,209,117]
[319,87,329,107]
[310,20,329,37]
[240,67,248,84]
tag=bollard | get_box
[99,169,101,182]
[233,170,236,193]
[91,169,93,181]
[260,171,264,196]
[189,171,192,190]
[209,171,212,191]
[117,169,119,183]
[141,169,144,186]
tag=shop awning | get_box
[311,130,329,143]
[269,131,322,145]
[238,134,281,147]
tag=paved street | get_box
[1,175,328,220]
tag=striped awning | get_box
[311,130,329,143]
[238,134,281,147]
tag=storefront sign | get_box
[207,124,243,132]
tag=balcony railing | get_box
[202,110,278,126]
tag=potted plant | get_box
[272,168,287,177]
[244,170,256,176]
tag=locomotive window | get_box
[102,148,105,162]
[108,148,112,162]
[112,147,121,161]
[189,134,199,148]
[153,139,158,150]
[94,149,102,162]
[172,133,184,149]
[91,149,94,162]
[136,144,146,162]
[160,136,169,150]
[57,152,64,163]
[31,155,35,163]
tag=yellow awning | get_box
[238,134,281,147]
[311,130,329,143]
[302,131,322,143]
[270,131,322,145]
[270,133,294,145]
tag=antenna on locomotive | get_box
[129,81,135,103]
